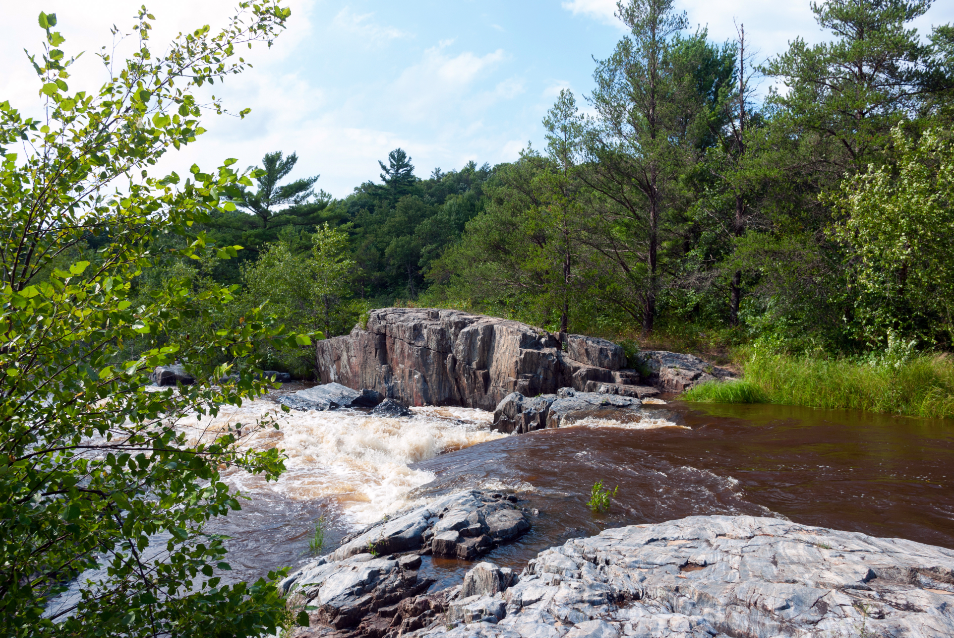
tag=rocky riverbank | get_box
[313,309,733,411]
[287,494,954,638]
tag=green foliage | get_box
[0,5,302,636]
[682,380,769,404]
[830,127,954,348]
[309,517,326,555]
[684,350,954,419]
[587,481,618,513]
[239,223,356,375]
[231,150,321,228]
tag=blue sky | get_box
[2,0,953,197]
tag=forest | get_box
[162,0,954,381]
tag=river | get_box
[207,391,954,590]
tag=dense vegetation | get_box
[188,0,954,370]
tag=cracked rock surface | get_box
[284,491,532,638]
[417,515,954,638]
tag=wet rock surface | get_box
[277,382,384,412]
[370,398,413,418]
[284,491,533,638]
[492,390,642,433]
[635,351,736,393]
[291,514,954,638]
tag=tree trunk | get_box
[730,270,742,326]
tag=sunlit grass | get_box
[682,353,954,419]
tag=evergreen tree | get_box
[234,151,320,228]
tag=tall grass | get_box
[682,353,954,419]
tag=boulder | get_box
[277,382,384,412]
[370,398,413,418]
[459,563,516,599]
[151,364,195,386]
[283,491,533,638]
[315,309,634,411]
[414,515,954,638]
[636,350,736,393]
[261,370,292,383]
[492,392,557,434]
[544,392,641,429]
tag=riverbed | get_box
[208,393,954,588]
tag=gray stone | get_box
[635,351,736,393]
[370,398,413,417]
[492,393,557,434]
[486,509,530,542]
[583,382,659,399]
[447,595,508,624]
[416,515,954,638]
[151,364,195,386]
[565,335,626,371]
[433,531,462,557]
[278,382,384,412]
[460,563,516,599]
[545,392,641,429]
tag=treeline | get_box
[135,0,954,376]
[426,0,954,355]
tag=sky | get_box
[2,0,953,198]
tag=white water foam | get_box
[569,415,688,430]
[176,398,505,526]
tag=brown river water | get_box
[206,396,954,590]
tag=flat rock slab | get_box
[417,515,954,638]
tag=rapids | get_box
[207,391,954,588]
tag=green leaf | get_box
[41,83,58,97]
[152,113,171,128]
[38,12,50,29]
[296,611,310,627]
[295,334,312,346]
[69,261,90,275]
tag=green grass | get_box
[682,353,954,419]
[309,517,325,555]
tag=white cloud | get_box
[561,0,621,26]
[331,7,410,43]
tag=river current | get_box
[202,387,954,588]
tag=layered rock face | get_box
[315,309,636,411]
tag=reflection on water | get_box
[208,397,954,585]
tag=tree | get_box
[762,0,937,171]
[241,224,352,374]
[379,148,417,200]
[0,6,311,637]
[830,127,954,347]
[584,0,731,332]
[233,150,319,228]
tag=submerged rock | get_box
[277,382,384,411]
[416,515,954,638]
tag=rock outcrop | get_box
[151,364,195,386]
[420,515,954,638]
[291,511,954,638]
[635,351,736,394]
[285,491,533,638]
[315,309,641,411]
